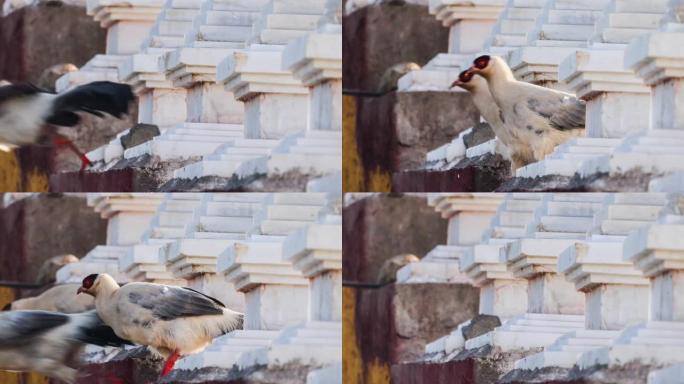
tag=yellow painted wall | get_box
[0,151,22,192]
[343,95,364,192]
[0,150,49,192]
[342,95,392,193]
[0,287,50,384]
[343,287,390,384]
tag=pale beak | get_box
[450,80,463,89]
[77,287,85,295]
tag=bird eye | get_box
[474,55,490,69]
[458,70,472,82]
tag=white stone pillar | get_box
[236,213,343,370]
[575,218,684,368]
[116,0,267,163]
[176,193,333,370]
[422,194,546,357]
[482,0,546,57]
[515,193,669,371]
[508,0,612,89]
[399,0,505,91]
[119,0,205,127]
[260,0,343,178]
[119,193,205,284]
[171,0,329,180]
[56,194,164,283]
[579,23,684,186]
[56,0,164,91]
[165,193,267,311]
[397,194,502,283]
[515,0,668,179]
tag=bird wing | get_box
[0,311,69,346]
[0,83,43,105]
[525,90,586,131]
[47,81,133,126]
[124,284,226,322]
[72,311,133,347]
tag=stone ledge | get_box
[392,153,509,192]
[49,168,162,192]
[75,346,317,384]
[159,169,320,192]
[497,171,655,192]
[392,345,537,384]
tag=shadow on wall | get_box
[0,194,107,282]
[0,4,105,83]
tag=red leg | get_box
[160,350,181,378]
[52,134,91,171]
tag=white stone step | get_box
[199,216,254,233]
[607,205,663,221]
[501,19,536,33]
[499,211,536,226]
[151,226,186,238]
[612,194,667,205]
[539,216,594,233]
[205,201,259,216]
[267,205,322,221]
[600,219,654,235]
[158,211,195,225]
[538,24,595,41]
[546,201,603,216]
[504,199,543,212]
[547,9,598,24]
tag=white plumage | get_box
[78,273,243,377]
[0,93,56,146]
[469,55,585,163]
[451,70,534,172]
[9,284,94,313]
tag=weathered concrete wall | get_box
[342,3,449,92]
[0,194,107,282]
[343,194,447,283]
[345,283,479,384]
[49,167,160,192]
[392,153,511,192]
[0,4,105,84]
[344,91,479,192]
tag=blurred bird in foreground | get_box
[0,81,134,170]
[0,309,130,383]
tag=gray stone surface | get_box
[461,314,501,341]
[120,124,160,150]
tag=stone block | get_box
[49,167,164,192]
[243,93,309,139]
[342,194,447,283]
[0,4,106,83]
[342,3,449,92]
[120,123,161,149]
[352,283,478,369]
[354,91,479,174]
[0,194,107,282]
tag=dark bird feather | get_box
[46,81,134,126]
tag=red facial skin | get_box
[450,69,475,89]
[473,55,490,70]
